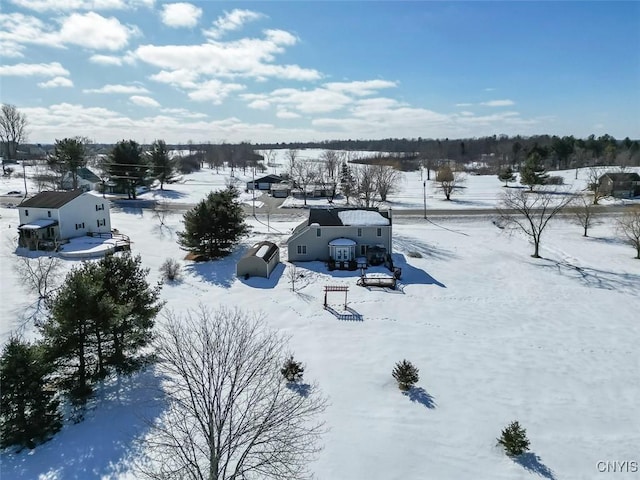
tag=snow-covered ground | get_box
[1,189,639,478]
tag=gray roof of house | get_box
[307,207,391,226]
[251,174,283,184]
[601,172,640,182]
[242,241,279,262]
[77,167,101,182]
[19,190,85,209]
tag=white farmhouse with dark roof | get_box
[287,207,392,268]
[18,190,111,250]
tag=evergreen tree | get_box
[392,360,419,391]
[50,137,87,190]
[519,152,548,191]
[339,162,355,203]
[177,187,249,259]
[43,253,162,402]
[497,421,530,457]
[280,356,304,383]
[108,140,147,199]
[0,336,61,450]
[148,139,176,190]
[96,253,163,372]
[498,166,516,186]
[43,266,101,400]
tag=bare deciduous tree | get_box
[572,195,600,237]
[290,158,316,206]
[353,164,378,208]
[14,255,62,300]
[319,150,342,180]
[436,165,465,200]
[497,188,575,258]
[617,207,640,259]
[139,307,326,480]
[374,165,402,202]
[586,167,607,205]
[0,104,28,175]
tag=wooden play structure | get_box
[323,285,362,321]
[323,285,349,310]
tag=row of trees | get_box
[1,253,162,450]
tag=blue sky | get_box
[1,1,638,144]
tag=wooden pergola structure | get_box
[323,285,349,310]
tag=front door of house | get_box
[335,247,350,261]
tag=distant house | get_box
[18,190,111,250]
[598,172,640,198]
[246,174,283,191]
[236,241,280,278]
[61,167,101,191]
[287,208,392,268]
[270,182,291,198]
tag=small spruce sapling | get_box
[497,421,530,457]
[281,356,304,383]
[392,360,419,391]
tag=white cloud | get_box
[186,80,245,104]
[161,3,202,28]
[455,103,473,107]
[160,107,207,119]
[84,84,149,94]
[0,40,25,58]
[459,111,475,116]
[89,51,136,66]
[0,62,69,77]
[58,12,139,50]
[276,110,301,119]
[8,0,154,12]
[149,69,198,88]
[480,99,515,107]
[203,9,263,39]
[324,79,397,96]
[130,95,161,107]
[38,76,73,88]
[240,80,395,115]
[135,30,320,83]
[0,11,138,51]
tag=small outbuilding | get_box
[237,241,280,278]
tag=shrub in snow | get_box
[392,360,419,391]
[497,421,530,457]
[160,258,182,282]
[281,356,304,383]
[407,251,422,258]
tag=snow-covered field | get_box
[1,185,639,478]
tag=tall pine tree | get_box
[147,139,176,190]
[0,336,61,450]
[42,253,162,403]
[520,151,548,191]
[177,186,249,259]
[108,140,147,199]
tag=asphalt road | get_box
[1,195,634,219]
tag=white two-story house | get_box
[18,190,111,250]
[287,207,392,268]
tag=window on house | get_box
[360,245,366,255]
[316,228,321,237]
[297,245,307,255]
[357,228,362,237]
[377,227,382,237]
[47,210,51,217]
[96,204,105,211]
[81,222,85,229]
[25,209,29,216]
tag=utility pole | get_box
[22,161,27,196]
[252,167,256,217]
[423,180,427,219]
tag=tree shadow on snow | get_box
[287,382,312,397]
[394,235,458,261]
[392,253,446,288]
[147,189,188,200]
[536,258,640,295]
[184,248,246,288]
[0,367,166,480]
[402,386,436,409]
[514,452,556,480]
